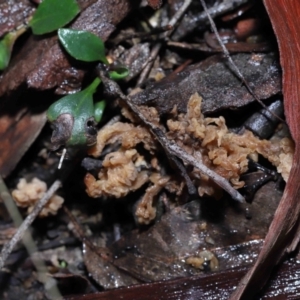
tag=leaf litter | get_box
[0,0,298,298]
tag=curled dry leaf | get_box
[0,105,47,178]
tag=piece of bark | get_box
[131,52,281,116]
[0,0,135,96]
[229,0,300,299]
[0,0,35,37]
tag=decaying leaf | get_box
[64,252,300,299]
[170,0,250,41]
[84,180,282,289]
[131,52,281,116]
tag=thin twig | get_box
[137,43,162,86]
[168,154,197,195]
[98,69,245,203]
[110,25,172,45]
[0,179,61,269]
[199,0,285,124]
[0,177,61,298]
[167,0,193,29]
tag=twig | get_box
[168,154,197,195]
[0,177,61,298]
[167,0,193,29]
[137,43,162,86]
[98,69,245,203]
[0,179,61,269]
[167,40,271,53]
[199,0,285,124]
[110,25,172,45]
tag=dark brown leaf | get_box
[170,0,249,41]
[64,253,300,299]
[131,52,281,116]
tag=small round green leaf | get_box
[58,29,108,64]
[29,0,80,35]
[47,78,101,147]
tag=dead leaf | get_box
[63,253,300,300]
[0,95,47,178]
[85,182,282,289]
[131,52,281,116]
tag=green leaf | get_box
[109,66,129,80]
[58,28,108,63]
[94,100,106,123]
[47,77,101,147]
[29,0,80,35]
[0,37,11,70]
[0,25,28,70]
